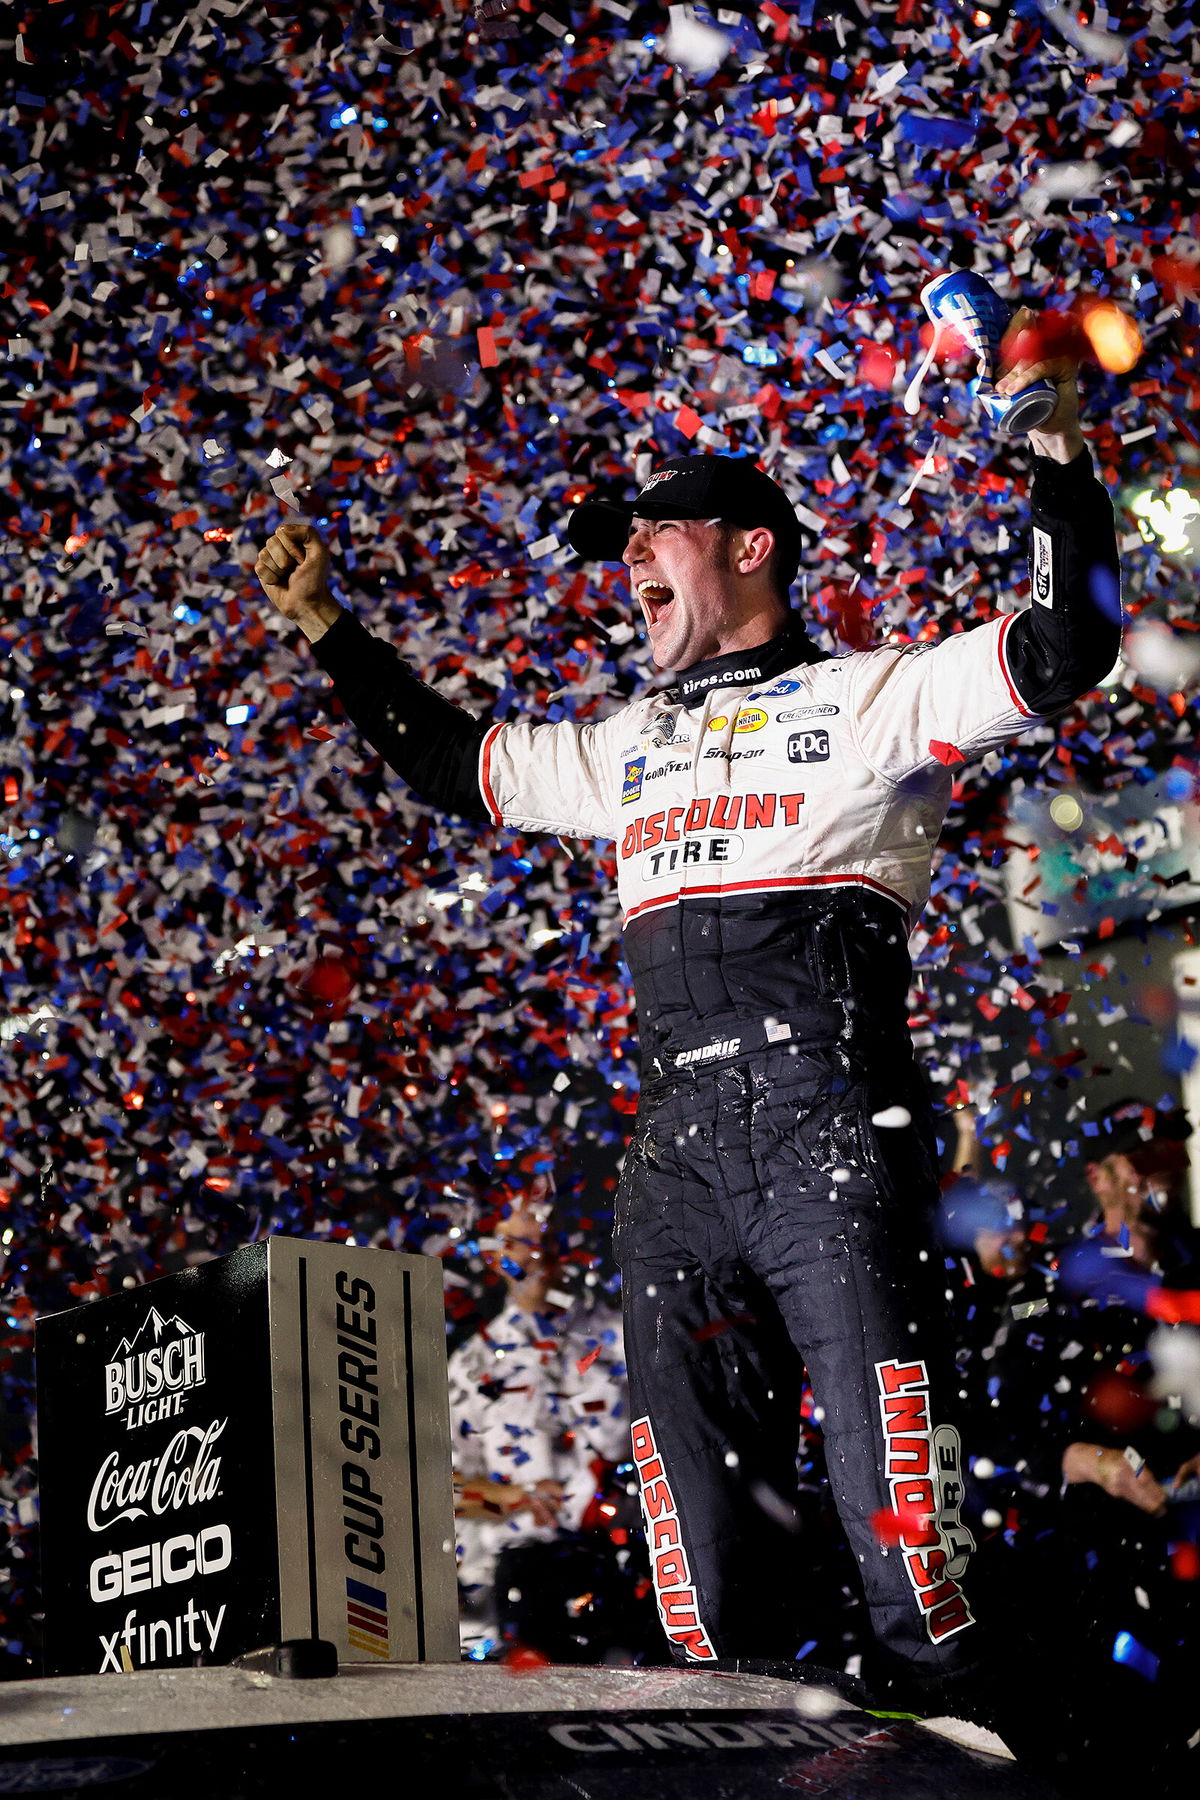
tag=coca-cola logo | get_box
[86,1419,225,1534]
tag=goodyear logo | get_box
[622,756,646,804]
[734,707,768,734]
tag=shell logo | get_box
[734,707,768,734]
[708,716,728,732]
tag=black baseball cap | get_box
[566,455,807,589]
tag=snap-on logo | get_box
[734,708,768,734]
[875,1359,976,1644]
[631,1417,716,1661]
[638,469,679,496]
[788,729,830,763]
[622,757,646,804]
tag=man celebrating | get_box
[255,315,1120,1698]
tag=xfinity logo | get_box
[788,729,830,763]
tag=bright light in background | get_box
[1130,487,1200,555]
[1081,301,1142,373]
[1049,794,1084,831]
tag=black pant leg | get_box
[616,1096,805,1662]
[747,1046,982,1683]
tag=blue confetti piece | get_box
[1112,1631,1159,1682]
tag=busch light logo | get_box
[788,729,830,764]
[105,1308,206,1429]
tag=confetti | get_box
[0,0,1195,1679]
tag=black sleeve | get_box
[1003,445,1123,715]
[309,609,491,823]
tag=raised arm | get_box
[994,310,1123,714]
[254,522,489,822]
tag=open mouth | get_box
[636,579,675,632]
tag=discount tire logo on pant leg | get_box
[875,1360,976,1643]
[630,1416,716,1662]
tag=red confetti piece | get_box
[929,741,966,767]
[477,326,498,368]
[1171,1544,1200,1581]
[869,1502,930,1546]
[674,405,703,440]
[1145,1288,1200,1326]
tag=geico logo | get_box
[89,1524,232,1603]
[620,793,805,859]
[733,708,767,733]
[642,836,743,880]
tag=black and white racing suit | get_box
[309,448,1121,1679]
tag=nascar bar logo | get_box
[875,1359,975,1643]
[346,1575,390,1659]
[622,756,646,804]
[105,1308,206,1430]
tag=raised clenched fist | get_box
[254,522,332,619]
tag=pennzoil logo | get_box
[622,757,646,804]
[734,707,768,734]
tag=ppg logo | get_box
[788,729,829,763]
